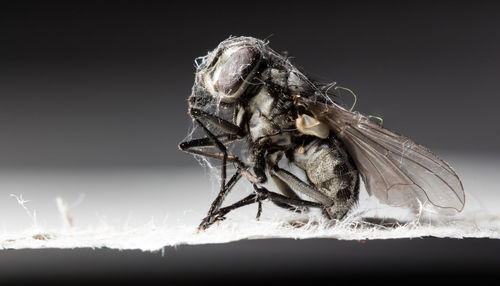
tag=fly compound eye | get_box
[215,47,257,92]
[203,45,261,102]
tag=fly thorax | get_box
[248,87,292,145]
[261,68,308,94]
[287,71,308,94]
[261,68,287,86]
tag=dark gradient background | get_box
[2,1,500,169]
[1,0,500,283]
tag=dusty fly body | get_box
[179,36,465,230]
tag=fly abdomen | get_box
[293,137,359,219]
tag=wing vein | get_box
[360,124,458,178]
[353,123,464,207]
[345,125,464,210]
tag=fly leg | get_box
[179,135,260,184]
[269,165,335,210]
[189,108,245,137]
[187,107,246,199]
[179,106,244,155]
[188,107,267,181]
[182,107,271,184]
[181,120,234,230]
[270,173,310,214]
[180,133,264,185]
[191,113,236,196]
[207,185,322,227]
[179,126,237,229]
[249,147,268,184]
[179,134,238,150]
[179,134,240,162]
[181,140,263,230]
[179,135,269,226]
[181,109,269,230]
[198,170,243,230]
[187,107,259,186]
[208,193,260,225]
[253,185,323,210]
[187,107,248,230]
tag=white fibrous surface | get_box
[0,154,499,251]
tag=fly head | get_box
[192,37,263,105]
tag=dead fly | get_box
[179,36,465,230]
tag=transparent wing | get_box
[301,98,465,215]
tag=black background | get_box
[2,239,500,284]
[1,0,500,284]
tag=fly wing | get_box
[302,98,465,215]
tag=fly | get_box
[179,36,465,230]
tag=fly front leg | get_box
[179,135,263,230]
[187,107,247,208]
[189,106,244,187]
[181,108,270,230]
[198,170,243,230]
[185,120,260,230]
[193,119,230,216]
[179,106,245,154]
[179,134,240,162]
[180,115,237,230]
[179,134,238,150]
[209,193,259,224]
[189,108,245,137]
[179,133,241,163]
[179,134,259,184]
